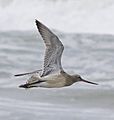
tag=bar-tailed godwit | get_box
[15,20,98,88]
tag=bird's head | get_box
[72,74,82,82]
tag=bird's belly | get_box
[40,74,67,88]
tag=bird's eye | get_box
[78,76,81,78]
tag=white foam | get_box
[0,0,114,34]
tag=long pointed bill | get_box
[81,79,98,85]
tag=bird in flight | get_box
[15,20,98,88]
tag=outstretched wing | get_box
[35,20,64,77]
[14,69,42,77]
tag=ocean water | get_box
[0,0,114,120]
[0,0,114,34]
[0,31,114,120]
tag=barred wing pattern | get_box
[35,20,64,77]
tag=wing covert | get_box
[35,20,64,77]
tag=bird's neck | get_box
[71,75,79,83]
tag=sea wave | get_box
[0,0,114,34]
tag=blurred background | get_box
[0,0,114,120]
[0,0,114,33]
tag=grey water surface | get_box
[0,31,114,120]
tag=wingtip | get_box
[14,74,22,77]
[14,73,25,77]
[35,19,38,25]
[35,19,41,25]
[19,84,28,88]
[35,19,38,23]
[35,19,41,29]
[14,74,18,77]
